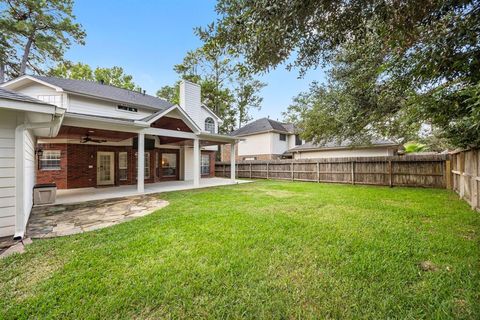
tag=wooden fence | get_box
[451,149,480,211]
[216,155,449,188]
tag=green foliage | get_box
[49,62,140,90]
[1,181,479,318]
[160,26,266,133]
[404,142,429,153]
[0,0,85,81]
[210,0,480,148]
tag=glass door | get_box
[160,150,179,180]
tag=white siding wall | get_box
[14,82,64,108]
[0,110,17,237]
[68,95,153,120]
[22,129,35,231]
[201,107,217,132]
[271,133,289,155]
[238,133,272,156]
[293,147,394,159]
[179,81,202,128]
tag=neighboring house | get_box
[222,118,303,161]
[0,76,238,238]
[288,140,400,159]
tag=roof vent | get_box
[143,89,146,95]
[99,79,105,85]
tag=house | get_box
[222,117,303,161]
[288,140,400,159]
[0,76,239,239]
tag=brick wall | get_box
[36,144,68,189]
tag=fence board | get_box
[451,149,480,211]
[216,155,448,189]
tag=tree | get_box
[208,0,480,148]
[0,0,86,80]
[49,62,140,90]
[156,83,179,105]
[234,73,265,128]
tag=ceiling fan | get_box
[80,134,107,144]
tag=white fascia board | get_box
[0,75,64,92]
[142,127,198,139]
[0,98,59,115]
[63,113,145,133]
[138,104,202,133]
[201,104,222,121]
[197,133,239,143]
[289,144,400,153]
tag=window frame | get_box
[201,154,210,175]
[204,117,215,133]
[295,135,302,146]
[118,152,128,181]
[39,150,61,171]
[279,133,287,141]
[117,105,138,113]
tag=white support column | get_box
[14,124,25,239]
[230,143,236,182]
[193,138,200,187]
[137,133,145,193]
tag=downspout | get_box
[13,110,64,240]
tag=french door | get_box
[159,150,179,180]
[97,152,115,185]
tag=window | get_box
[135,152,150,179]
[295,135,302,146]
[205,117,215,133]
[161,153,177,177]
[279,133,286,141]
[39,150,61,170]
[243,157,256,161]
[117,105,138,113]
[144,152,150,178]
[201,154,210,175]
[37,95,62,106]
[119,152,128,181]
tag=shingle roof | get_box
[230,117,295,136]
[289,139,399,151]
[0,87,54,106]
[30,75,174,111]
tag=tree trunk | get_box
[19,36,34,75]
[0,62,4,83]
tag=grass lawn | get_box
[1,180,479,319]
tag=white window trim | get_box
[39,150,61,171]
[119,152,128,181]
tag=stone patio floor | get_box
[27,194,169,238]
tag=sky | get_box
[66,0,327,122]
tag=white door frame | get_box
[97,151,115,185]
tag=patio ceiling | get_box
[56,125,137,142]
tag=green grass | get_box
[1,180,479,319]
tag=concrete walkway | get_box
[27,194,169,238]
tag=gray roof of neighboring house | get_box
[30,75,174,111]
[289,139,399,152]
[230,117,296,136]
[0,87,54,106]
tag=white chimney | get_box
[179,80,202,129]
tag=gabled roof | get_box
[0,87,55,106]
[6,75,174,111]
[289,139,399,152]
[230,117,296,136]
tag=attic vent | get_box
[118,105,138,112]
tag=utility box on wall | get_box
[33,183,57,205]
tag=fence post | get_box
[291,162,294,181]
[249,163,252,179]
[472,151,478,209]
[388,160,393,187]
[351,161,355,185]
[460,152,465,198]
[445,159,452,189]
[316,162,320,183]
[266,162,269,179]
